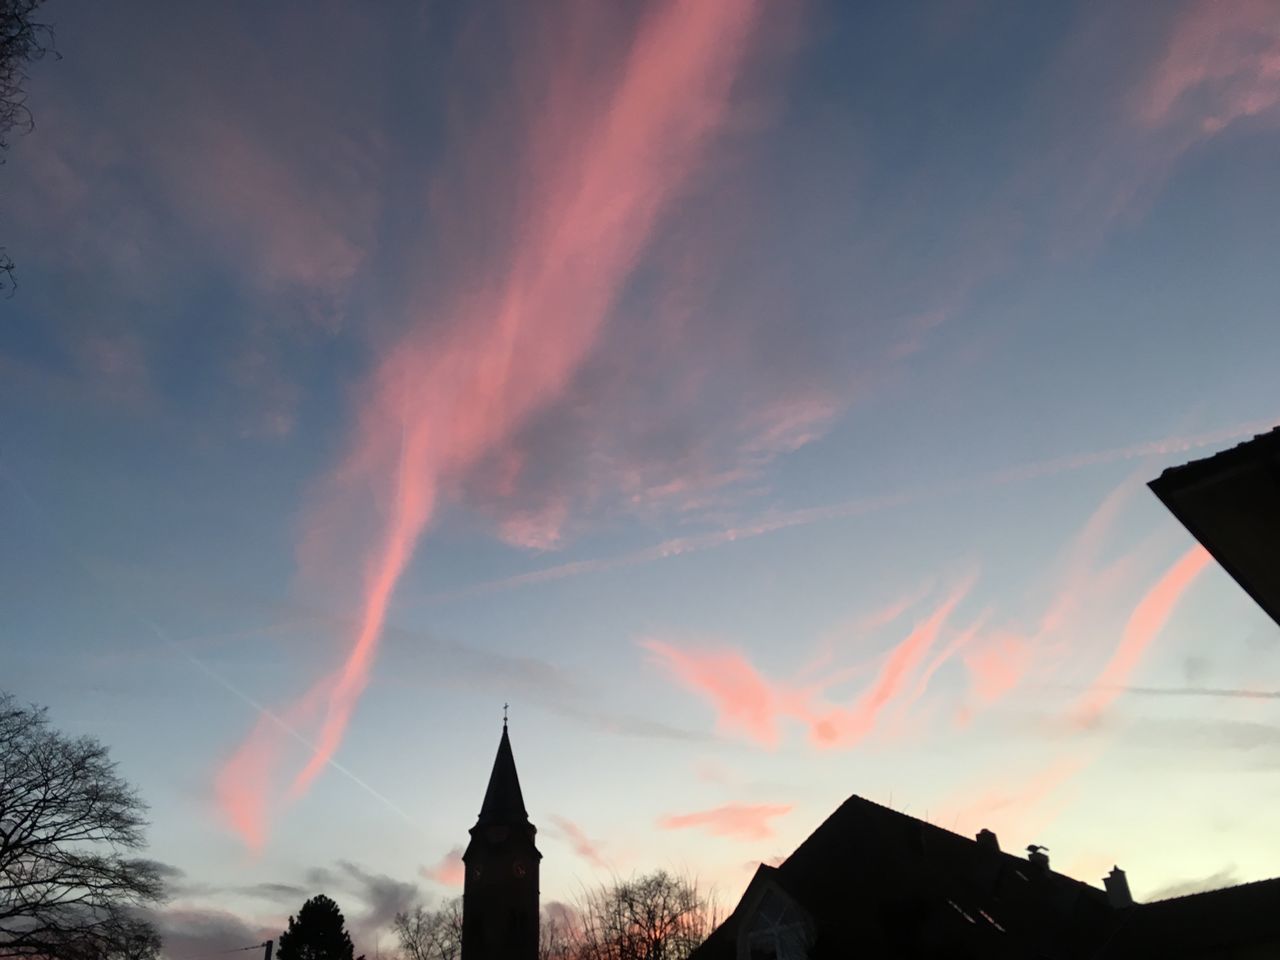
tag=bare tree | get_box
[0,0,55,291]
[538,906,576,960]
[391,899,461,960]
[570,872,717,960]
[0,693,166,960]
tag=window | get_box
[742,889,811,960]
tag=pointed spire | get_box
[477,720,529,826]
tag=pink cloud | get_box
[549,815,609,871]
[644,580,975,750]
[805,581,972,748]
[213,688,326,855]
[658,803,792,841]
[421,847,465,888]
[1072,544,1212,727]
[642,640,795,748]
[1137,0,1280,134]
[497,499,571,552]
[217,0,771,848]
[794,584,933,684]
[962,631,1032,707]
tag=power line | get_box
[175,941,270,960]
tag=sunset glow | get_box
[6,0,1280,951]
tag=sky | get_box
[4,0,1280,954]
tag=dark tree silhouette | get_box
[0,0,55,291]
[277,896,355,960]
[0,693,166,960]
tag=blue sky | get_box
[4,0,1280,953]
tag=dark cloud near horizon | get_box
[155,860,426,960]
[1145,866,1239,902]
[151,906,273,960]
[236,882,310,903]
[336,860,421,936]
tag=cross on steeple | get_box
[503,702,508,726]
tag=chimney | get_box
[976,829,1000,852]
[1026,844,1050,873]
[1104,866,1133,908]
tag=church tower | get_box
[461,718,541,960]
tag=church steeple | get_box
[476,722,528,826]
[461,718,540,960]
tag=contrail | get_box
[2,445,424,836]
[1120,685,1280,700]
[421,417,1278,604]
[172,634,423,832]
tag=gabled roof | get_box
[693,794,1116,959]
[1149,425,1280,627]
[476,723,530,826]
[1100,877,1280,956]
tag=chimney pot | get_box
[976,829,1000,852]
[1104,866,1134,909]
[1026,844,1050,873]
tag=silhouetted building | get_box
[691,793,1280,959]
[1149,425,1280,628]
[691,794,1116,959]
[461,720,540,960]
[1098,877,1280,959]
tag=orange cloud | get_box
[658,803,792,841]
[1072,545,1212,727]
[217,0,770,847]
[421,847,465,888]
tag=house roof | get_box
[1099,876,1280,956]
[1149,425,1280,627]
[693,794,1116,959]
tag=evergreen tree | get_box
[277,896,354,960]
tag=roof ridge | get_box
[1144,874,1280,905]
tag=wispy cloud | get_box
[1146,866,1240,902]
[643,579,974,750]
[658,803,792,841]
[214,0,774,848]
[641,640,798,748]
[937,750,1097,842]
[806,582,974,748]
[427,419,1273,603]
[549,816,610,872]
[1136,0,1280,136]
[1072,545,1212,727]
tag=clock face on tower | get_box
[512,861,527,878]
